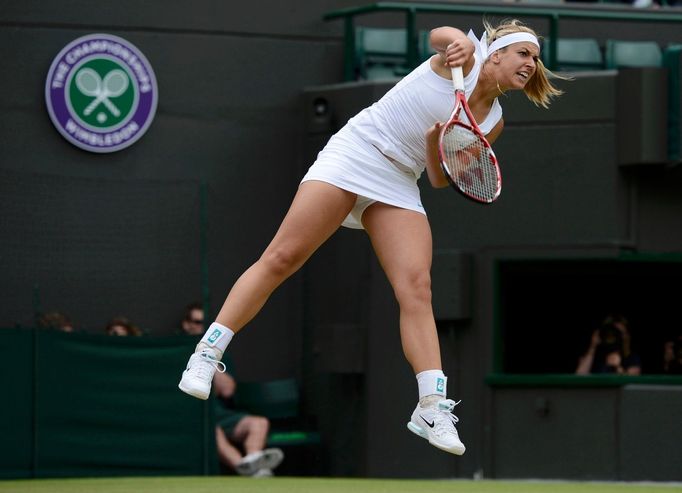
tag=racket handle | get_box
[451,66,464,92]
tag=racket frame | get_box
[437,66,502,204]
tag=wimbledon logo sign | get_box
[45,33,158,153]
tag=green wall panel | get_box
[0,329,216,479]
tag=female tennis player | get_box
[180,19,564,455]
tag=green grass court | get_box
[1,477,681,493]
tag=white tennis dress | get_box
[302,31,502,229]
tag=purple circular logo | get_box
[45,34,158,153]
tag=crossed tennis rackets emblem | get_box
[75,68,129,117]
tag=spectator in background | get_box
[180,302,284,477]
[38,311,75,333]
[576,314,642,375]
[181,301,205,336]
[105,316,142,336]
[623,0,682,7]
[565,0,679,6]
[631,0,664,7]
[663,334,682,374]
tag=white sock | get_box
[416,369,447,403]
[196,322,234,358]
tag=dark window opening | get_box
[497,258,682,375]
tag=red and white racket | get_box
[438,66,501,204]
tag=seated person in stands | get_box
[576,314,642,375]
[105,316,142,336]
[38,311,75,333]
[181,302,284,476]
[663,334,682,375]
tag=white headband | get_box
[480,32,540,60]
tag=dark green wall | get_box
[0,0,358,380]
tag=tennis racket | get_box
[438,66,501,204]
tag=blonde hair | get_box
[484,19,569,108]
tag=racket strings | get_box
[441,125,499,202]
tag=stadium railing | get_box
[323,1,682,81]
[323,2,682,163]
[664,44,682,162]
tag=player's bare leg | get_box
[215,181,357,331]
[179,181,356,399]
[362,202,465,455]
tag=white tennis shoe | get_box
[407,398,466,455]
[178,348,225,400]
[235,448,284,476]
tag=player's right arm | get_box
[429,27,476,78]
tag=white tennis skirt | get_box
[301,126,426,229]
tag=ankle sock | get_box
[419,394,443,407]
[416,369,447,400]
[196,322,234,358]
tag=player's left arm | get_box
[425,122,450,188]
[426,118,504,188]
[485,118,504,145]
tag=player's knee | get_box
[261,248,303,278]
[394,272,432,309]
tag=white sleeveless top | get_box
[347,31,502,178]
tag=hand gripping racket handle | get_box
[451,66,464,92]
